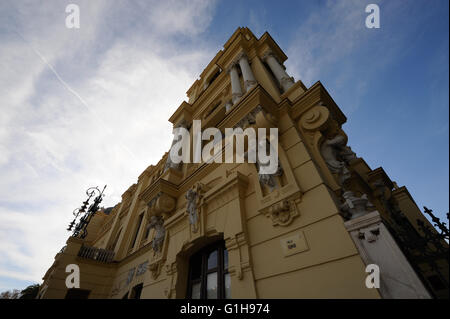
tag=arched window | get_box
[187,241,230,299]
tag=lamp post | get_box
[67,185,107,239]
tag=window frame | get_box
[186,241,229,299]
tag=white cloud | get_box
[285,0,370,87]
[0,0,217,290]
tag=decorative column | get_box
[263,50,294,92]
[228,64,243,104]
[237,53,256,92]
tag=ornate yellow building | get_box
[38,27,448,299]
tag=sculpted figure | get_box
[148,215,165,252]
[257,160,283,192]
[246,137,283,193]
[164,122,188,171]
[320,134,355,185]
[186,189,199,233]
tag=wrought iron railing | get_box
[78,245,115,263]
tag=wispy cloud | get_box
[0,0,217,290]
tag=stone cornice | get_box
[367,167,394,190]
[256,32,288,63]
[168,101,194,125]
[139,177,178,205]
[216,84,278,130]
[290,81,347,126]
[344,210,382,232]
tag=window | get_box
[144,223,152,241]
[130,213,144,249]
[109,228,122,251]
[129,283,143,299]
[187,241,230,299]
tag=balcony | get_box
[78,245,115,263]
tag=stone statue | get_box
[245,136,283,193]
[320,134,355,185]
[164,122,188,171]
[186,188,199,233]
[257,160,283,192]
[340,145,357,162]
[340,191,375,220]
[148,215,165,252]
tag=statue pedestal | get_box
[344,211,431,299]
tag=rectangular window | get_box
[187,241,230,299]
[130,213,144,249]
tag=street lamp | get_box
[67,185,107,239]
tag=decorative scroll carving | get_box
[340,191,375,220]
[299,105,357,189]
[299,105,330,132]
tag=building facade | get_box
[38,27,448,299]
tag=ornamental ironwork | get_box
[67,185,107,239]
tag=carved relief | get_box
[136,260,149,276]
[234,105,261,129]
[148,261,162,280]
[164,262,177,299]
[148,215,165,253]
[185,183,205,233]
[358,227,380,243]
[148,228,169,280]
[299,105,331,132]
[262,194,301,226]
[257,156,284,193]
[126,267,135,286]
[299,104,358,189]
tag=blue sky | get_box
[0,0,448,292]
